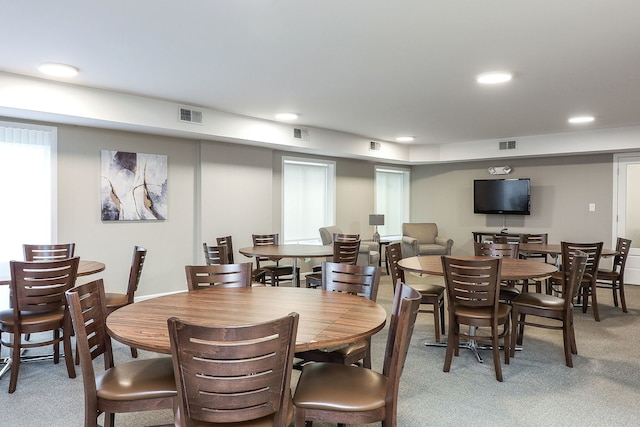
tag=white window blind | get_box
[375,166,410,239]
[283,158,335,244]
[0,122,56,275]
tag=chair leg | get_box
[516,313,526,346]
[362,338,372,369]
[590,282,600,322]
[9,333,21,393]
[443,321,456,372]
[432,305,441,343]
[130,346,138,358]
[63,319,76,379]
[562,320,573,368]
[619,279,628,313]
[491,330,503,382]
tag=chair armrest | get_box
[401,236,419,257]
[435,236,454,255]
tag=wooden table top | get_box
[239,244,333,259]
[519,243,617,257]
[0,259,105,286]
[106,286,387,354]
[398,255,557,281]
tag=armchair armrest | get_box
[401,236,419,257]
[435,236,454,255]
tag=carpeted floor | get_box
[2,273,640,426]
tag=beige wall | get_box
[411,154,614,255]
[7,117,619,296]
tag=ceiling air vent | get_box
[370,141,381,151]
[293,128,310,142]
[178,107,203,124]
[499,140,516,150]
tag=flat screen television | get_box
[473,178,531,215]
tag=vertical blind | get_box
[375,166,410,238]
[0,123,55,274]
[283,158,335,243]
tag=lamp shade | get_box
[369,214,384,226]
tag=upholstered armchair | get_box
[400,223,453,257]
[319,226,380,266]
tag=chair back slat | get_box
[23,243,75,261]
[202,243,228,266]
[168,313,299,425]
[333,239,360,265]
[442,256,501,308]
[475,242,519,259]
[185,263,253,290]
[321,262,380,301]
[11,257,80,313]
[125,246,147,303]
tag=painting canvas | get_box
[101,150,168,221]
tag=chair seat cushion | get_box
[293,362,387,412]
[411,283,444,297]
[0,307,64,329]
[596,269,618,281]
[455,304,511,323]
[417,244,448,255]
[105,292,128,309]
[96,357,176,401]
[513,292,565,309]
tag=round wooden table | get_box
[239,244,333,287]
[398,255,557,281]
[106,286,387,353]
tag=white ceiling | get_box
[2,1,640,147]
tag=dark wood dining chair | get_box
[442,256,511,382]
[305,239,360,288]
[597,237,632,313]
[252,233,300,286]
[295,261,380,369]
[510,251,588,367]
[202,243,229,265]
[386,242,445,343]
[474,241,521,303]
[216,235,235,263]
[0,257,79,393]
[548,241,603,321]
[168,312,299,426]
[23,242,75,261]
[184,262,253,290]
[293,282,421,426]
[518,233,549,292]
[104,245,147,358]
[66,279,176,427]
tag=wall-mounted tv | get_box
[473,178,531,215]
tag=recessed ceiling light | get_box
[568,115,595,124]
[395,136,415,143]
[275,113,298,121]
[38,63,79,77]
[476,72,513,85]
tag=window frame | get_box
[374,165,410,240]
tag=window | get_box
[375,166,410,239]
[0,122,56,274]
[282,157,335,244]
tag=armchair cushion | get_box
[401,223,453,257]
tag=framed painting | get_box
[101,150,168,221]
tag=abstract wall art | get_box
[101,150,168,221]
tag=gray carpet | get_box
[2,274,640,426]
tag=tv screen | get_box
[473,178,531,215]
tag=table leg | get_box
[425,326,519,363]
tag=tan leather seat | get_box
[66,279,176,427]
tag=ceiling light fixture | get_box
[275,113,298,121]
[38,63,79,77]
[395,136,415,143]
[568,115,595,124]
[477,72,513,85]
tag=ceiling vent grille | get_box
[370,141,381,151]
[178,107,203,124]
[499,140,516,150]
[293,128,310,142]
